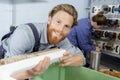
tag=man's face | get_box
[47,10,74,44]
[91,20,103,29]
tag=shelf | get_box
[101,51,120,58]
[93,28,120,32]
[100,53,120,71]
[93,39,120,45]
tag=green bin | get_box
[31,63,120,80]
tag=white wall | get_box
[0,3,12,45]
[15,0,89,25]
[0,0,89,44]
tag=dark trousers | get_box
[84,52,91,67]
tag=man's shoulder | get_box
[33,23,47,29]
[78,18,89,22]
[17,22,47,27]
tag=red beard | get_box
[47,26,66,45]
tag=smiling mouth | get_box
[55,31,62,38]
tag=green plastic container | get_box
[31,63,120,80]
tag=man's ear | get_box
[48,16,52,24]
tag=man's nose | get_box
[59,25,64,32]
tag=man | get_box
[68,11,107,67]
[68,11,107,54]
[1,4,85,80]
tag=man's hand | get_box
[93,41,100,52]
[11,57,50,80]
[95,46,100,52]
[59,52,84,67]
[27,57,50,76]
[93,41,98,46]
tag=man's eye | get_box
[65,25,69,28]
[57,21,60,24]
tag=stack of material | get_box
[0,48,65,76]
[0,53,38,65]
[99,69,120,78]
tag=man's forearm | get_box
[11,71,31,80]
